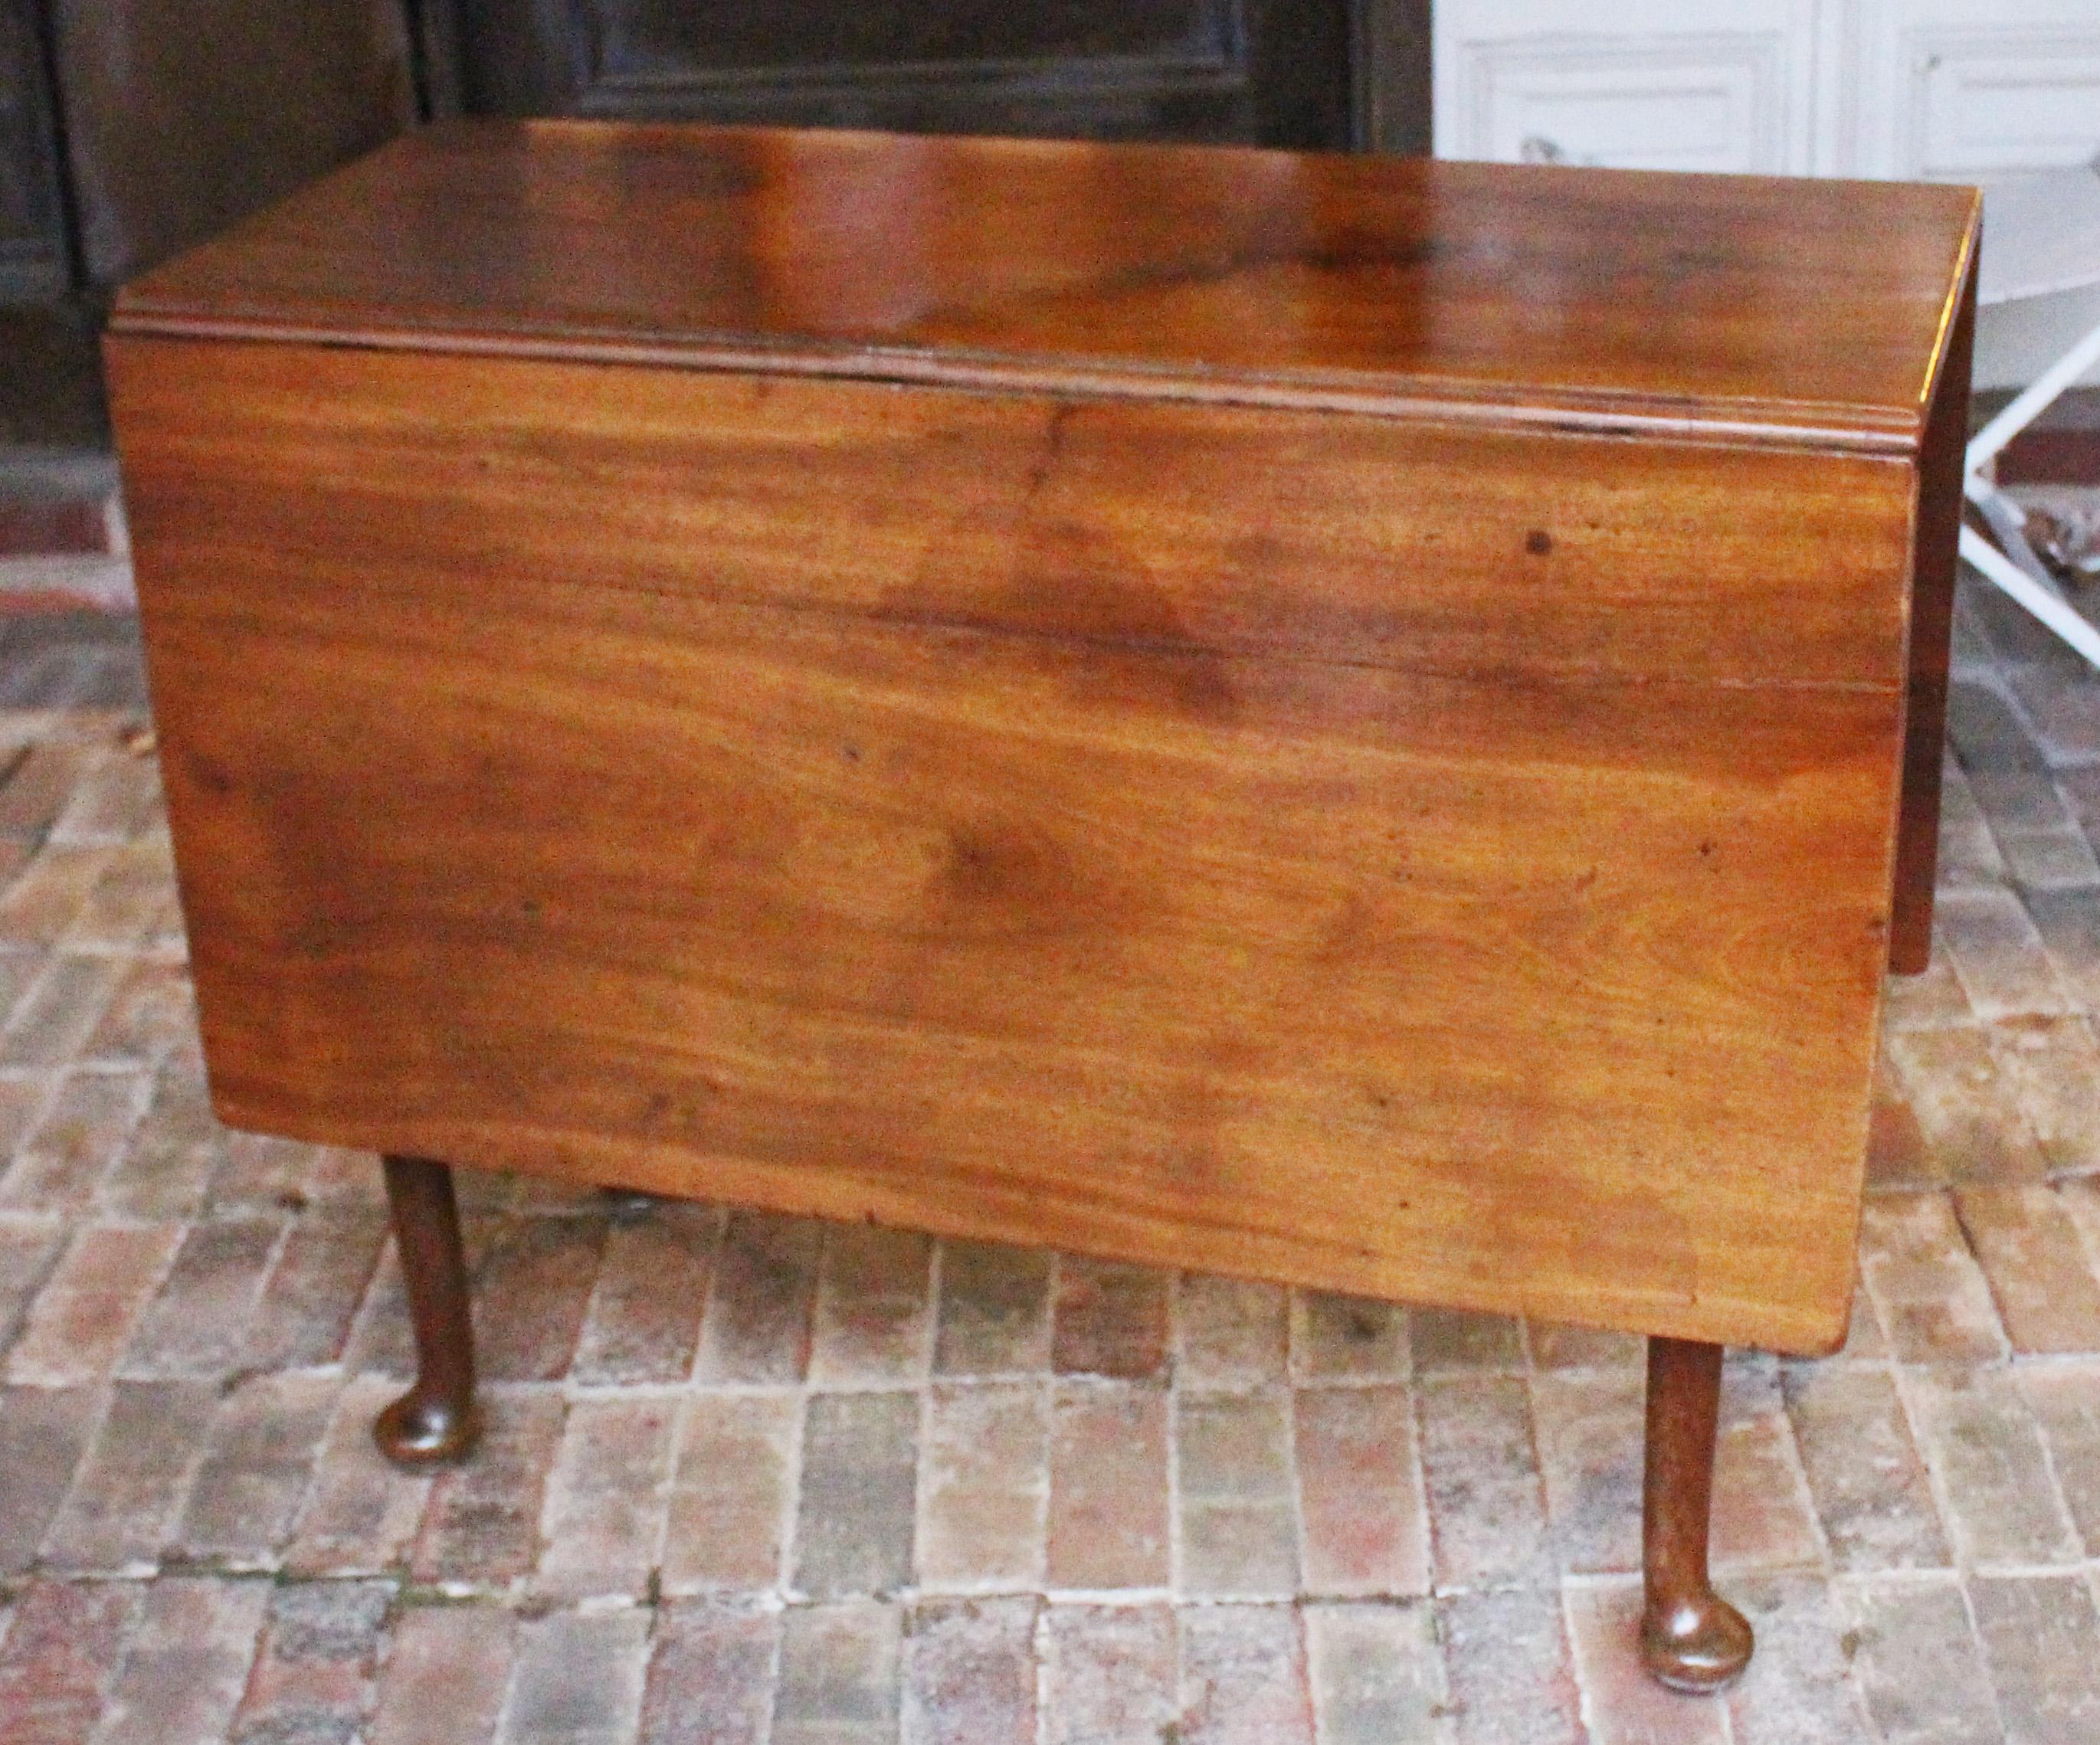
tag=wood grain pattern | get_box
[109,339,1919,689]
[110,119,1979,450]
[109,332,1920,1354]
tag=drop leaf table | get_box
[104,120,1976,1691]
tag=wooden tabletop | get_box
[113,119,1977,452]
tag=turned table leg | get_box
[1641,1336,1753,1691]
[374,1153,480,1465]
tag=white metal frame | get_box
[1959,525,2100,666]
[1957,162,2100,671]
[1961,316,2100,670]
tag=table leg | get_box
[373,1152,480,1465]
[1889,250,1975,974]
[1641,1336,1753,1691]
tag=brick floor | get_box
[0,574,2095,1742]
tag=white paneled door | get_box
[1434,0,2100,180]
[1436,0,1820,175]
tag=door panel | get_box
[1432,0,1819,175]
[1905,30,2100,178]
[0,0,68,300]
[49,0,417,283]
[441,0,1357,149]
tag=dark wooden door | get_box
[424,0,1361,150]
[0,0,68,300]
[50,0,418,286]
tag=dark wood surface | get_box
[110,319,1937,1354]
[113,119,1979,452]
[1889,253,1978,976]
[374,1154,479,1465]
[1641,1338,1753,1691]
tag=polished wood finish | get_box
[106,126,1977,1360]
[115,328,1924,1356]
[104,125,1977,1691]
[1641,1337,1753,1692]
[1889,253,1979,976]
[374,1153,479,1465]
[114,120,1975,453]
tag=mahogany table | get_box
[104,120,1977,1691]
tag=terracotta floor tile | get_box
[1174,1390,1299,1599]
[791,1390,919,1599]
[1954,1184,2100,1353]
[1041,1604,1178,1745]
[916,1380,1048,1593]
[227,1580,391,1745]
[661,1390,798,1597]
[1438,1588,1584,1745]
[0,1579,143,1745]
[1563,1583,1729,1745]
[2015,1360,2100,1553]
[1987,1013,2100,1177]
[94,1578,270,1745]
[170,1369,342,1570]
[1293,1383,1429,1597]
[1291,1289,1409,1381]
[772,1601,900,1745]
[639,1603,777,1745]
[1710,1362,1823,1576]
[1177,1275,1289,1390]
[1302,1602,1448,1745]
[571,1203,717,1385]
[1782,1362,1948,1572]
[1047,1380,1169,1591]
[900,1596,1038,1745]
[1531,1368,1644,1576]
[39,1377,218,1575]
[811,1224,933,1386]
[1886,1026,2050,1187]
[4,1220,179,1384]
[1968,1574,2100,1745]
[1904,1365,2082,1570]
[0,593,2091,1740]
[1053,1256,1170,1380]
[698,1211,820,1384]
[409,1387,567,1592]
[284,1373,436,1578]
[1418,1373,1554,1589]
[496,1608,650,1745]
[532,1394,677,1602]
[1175,1604,1313,1745]
[0,1382,99,1575]
[370,1603,515,1745]
[1723,1573,1876,1745]
[1858,1194,2010,1364]
[932,1239,1052,1377]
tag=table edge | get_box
[102,309,1938,456]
